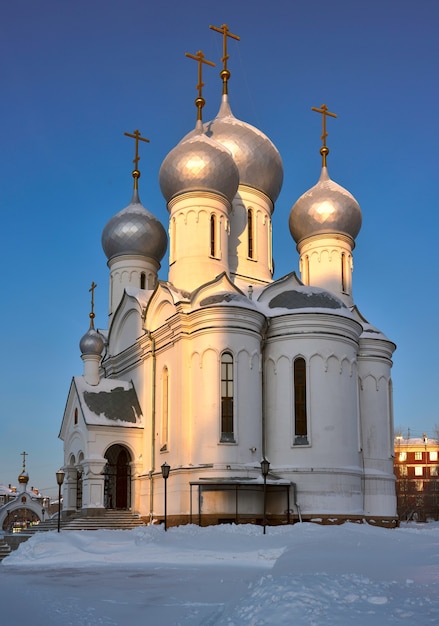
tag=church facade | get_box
[60,26,397,527]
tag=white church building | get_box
[60,25,397,528]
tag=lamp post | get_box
[56,469,65,533]
[161,462,170,531]
[261,458,270,534]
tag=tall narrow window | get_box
[248,209,254,259]
[341,253,346,292]
[221,352,234,442]
[302,255,310,285]
[140,272,146,289]
[161,367,169,451]
[294,357,308,444]
[210,214,216,257]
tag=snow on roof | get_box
[74,377,143,427]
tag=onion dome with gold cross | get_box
[203,24,283,205]
[18,452,30,485]
[102,131,167,263]
[79,283,104,356]
[159,50,239,205]
[289,104,362,245]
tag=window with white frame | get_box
[294,357,308,445]
[414,451,423,461]
[220,352,235,442]
[160,367,169,451]
[430,451,438,462]
[415,466,423,476]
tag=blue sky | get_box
[1,0,438,496]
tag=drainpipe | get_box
[147,331,156,522]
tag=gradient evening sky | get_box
[1,0,438,497]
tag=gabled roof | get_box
[257,272,354,318]
[74,377,143,427]
[60,377,143,440]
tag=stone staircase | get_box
[0,536,12,561]
[63,510,145,531]
[2,511,147,553]
[25,510,145,533]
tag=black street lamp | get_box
[161,462,170,531]
[56,469,65,533]
[261,458,270,534]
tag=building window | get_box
[221,352,234,442]
[341,252,346,292]
[140,272,146,289]
[399,452,407,461]
[430,466,438,477]
[74,408,78,425]
[161,367,169,451]
[210,215,217,257]
[430,451,438,462]
[415,451,423,461]
[248,209,254,259]
[399,465,408,477]
[415,466,423,476]
[294,357,308,445]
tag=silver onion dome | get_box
[80,328,104,356]
[102,189,167,262]
[159,127,239,204]
[289,167,362,244]
[204,96,284,204]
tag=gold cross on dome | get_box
[124,129,150,171]
[89,281,97,329]
[21,451,28,471]
[210,23,240,94]
[311,104,337,166]
[185,50,216,121]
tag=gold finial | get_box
[185,50,215,122]
[311,104,337,167]
[124,130,150,190]
[210,23,240,95]
[89,281,97,329]
[21,451,28,472]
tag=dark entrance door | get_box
[104,445,131,509]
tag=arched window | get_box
[210,214,216,257]
[161,367,169,451]
[248,209,254,259]
[341,253,346,293]
[294,357,308,444]
[221,352,235,442]
[74,407,78,425]
[140,272,146,290]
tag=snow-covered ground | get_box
[1,522,439,625]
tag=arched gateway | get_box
[104,444,132,510]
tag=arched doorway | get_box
[104,445,132,509]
